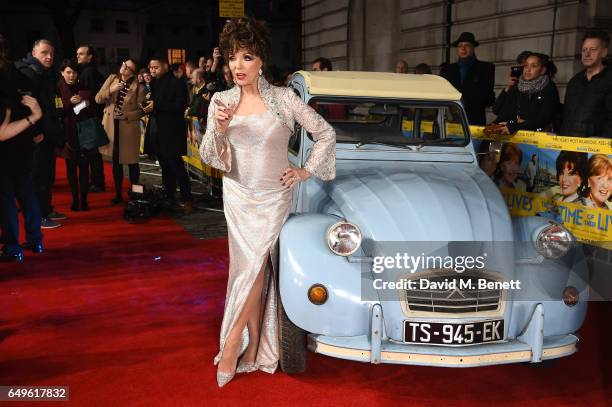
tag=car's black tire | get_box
[277,291,308,374]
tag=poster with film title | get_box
[471,128,612,248]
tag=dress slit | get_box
[214,236,282,373]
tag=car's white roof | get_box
[295,70,462,101]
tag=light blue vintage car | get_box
[277,71,588,373]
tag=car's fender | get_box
[509,216,588,337]
[279,213,372,336]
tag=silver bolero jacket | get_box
[199,76,336,181]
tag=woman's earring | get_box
[259,68,263,76]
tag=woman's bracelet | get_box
[25,116,35,126]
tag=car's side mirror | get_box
[489,141,503,154]
[476,140,502,155]
[489,141,502,154]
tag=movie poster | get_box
[472,128,612,248]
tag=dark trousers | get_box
[90,151,106,189]
[158,155,192,201]
[0,173,42,254]
[113,119,140,198]
[31,142,56,218]
[66,150,91,206]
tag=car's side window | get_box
[288,87,302,156]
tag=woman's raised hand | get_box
[110,81,123,94]
[214,99,236,135]
[505,74,518,92]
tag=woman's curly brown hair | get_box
[219,17,271,67]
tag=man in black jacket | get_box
[76,44,106,191]
[0,35,44,261]
[15,39,66,228]
[561,30,612,138]
[144,57,192,212]
[441,32,495,126]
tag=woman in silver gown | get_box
[199,17,336,387]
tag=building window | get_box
[168,48,185,64]
[91,18,104,32]
[116,20,129,34]
[117,48,130,63]
[96,47,106,65]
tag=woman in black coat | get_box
[493,53,560,134]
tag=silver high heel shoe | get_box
[236,359,257,374]
[216,369,236,388]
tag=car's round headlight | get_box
[327,221,362,256]
[534,222,574,259]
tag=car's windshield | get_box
[308,99,468,148]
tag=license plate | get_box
[404,320,504,345]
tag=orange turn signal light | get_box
[562,286,579,307]
[308,284,328,305]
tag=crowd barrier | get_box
[471,126,612,249]
[183,117,223,195]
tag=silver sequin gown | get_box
[200,78,336,374]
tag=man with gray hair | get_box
[15,39,66,228]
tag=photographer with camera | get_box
[0,34,45,262]
[488,52,559,135]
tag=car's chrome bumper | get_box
[308,333,577,367]
[307,303,579,367]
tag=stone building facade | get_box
[302,0,612,99]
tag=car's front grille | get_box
[403,273,503,314]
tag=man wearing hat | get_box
[441,32,495,125]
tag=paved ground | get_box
[137,158,227,240]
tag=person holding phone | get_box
[57,59,97,211]
[200,17,335,387]
[95,59,146,204]
[491,51,531,117]
[490,52,559,134]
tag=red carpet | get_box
[1,160,611,406]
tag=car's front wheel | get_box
[277,291,308,374]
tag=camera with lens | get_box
[124,185,165,222]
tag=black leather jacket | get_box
[561,66,612,138]
[14,54,64,146]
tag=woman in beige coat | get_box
[95,59,146,204]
